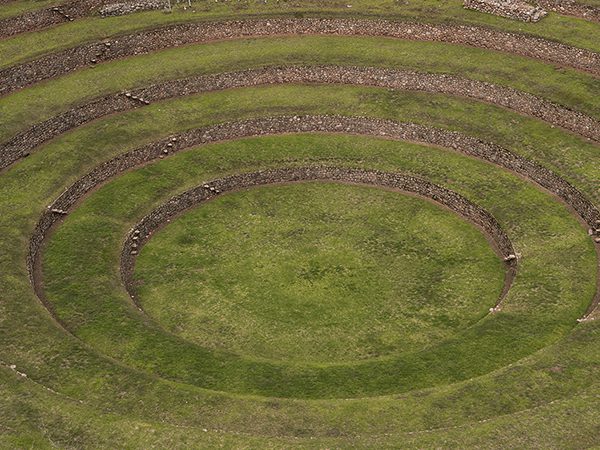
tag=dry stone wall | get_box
[0,0,170,38]
[0,0,111,38]
[535,0,600,22]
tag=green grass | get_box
[1,4,599,446]
[133,182,504,363]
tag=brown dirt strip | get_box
[2,65,599,172]
[1,17,599,98]
[25,115,599,322]
[118,166,517,314]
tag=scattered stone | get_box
[464,0,547,22]
[99,0,168,17]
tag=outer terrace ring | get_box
[2,17,600,98]
[2,65,600,171]
[36,117,596,397]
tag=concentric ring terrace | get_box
[0,0,599,447]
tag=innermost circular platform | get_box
[132,181,505,364]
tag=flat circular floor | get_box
[132,181,505,363]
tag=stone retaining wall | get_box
[2,18,599,97]
[0,0,170,38]
[3,65,598,171]
[535,0,600,22]
[1,0,596,41]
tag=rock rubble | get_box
[99,0,168,16]
[464,0,547,22]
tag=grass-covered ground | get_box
[132,182,505,363]
[2,36,600,142]
[1,0,599,447]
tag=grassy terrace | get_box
[1,0,600,67]
[1,0,599,446]
[4,84,598,204]
[2,37,600,142]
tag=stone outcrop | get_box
[464,0,547,22]
[99,0,167,16]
